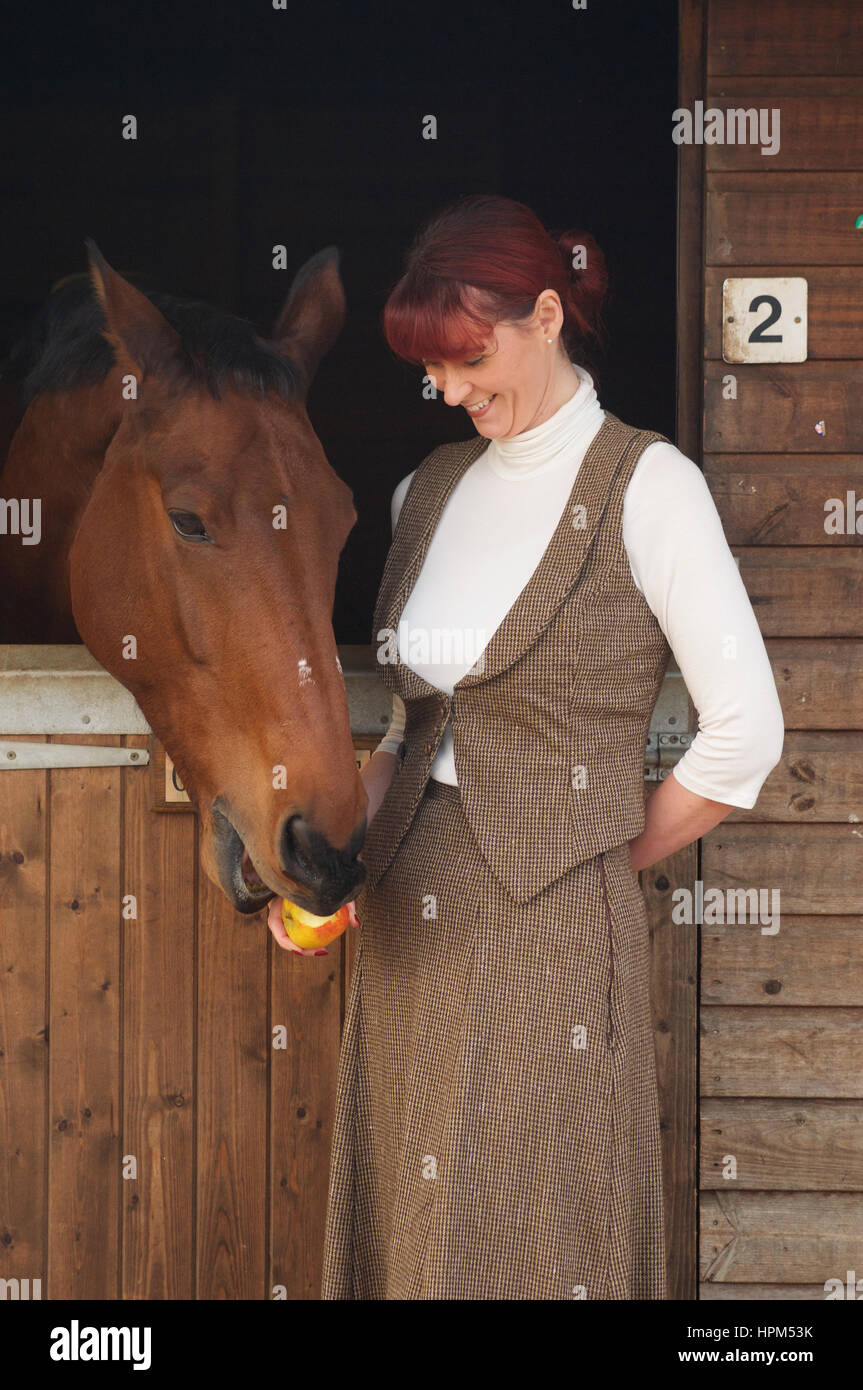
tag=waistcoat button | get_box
[424,742,431,755]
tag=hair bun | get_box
[544,226,609,381]
[553,228,603,280]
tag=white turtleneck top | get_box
[373,362,785,808]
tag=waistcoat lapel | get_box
[371,434,489,697]
[373,410,638,694]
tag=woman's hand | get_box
[266,896,362,956]
[266,895,328,956]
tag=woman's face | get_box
[421,292,569,440]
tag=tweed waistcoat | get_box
[361,410,674,903]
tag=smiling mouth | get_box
[466,393,496,414]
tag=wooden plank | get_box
[121,734,197,1298]
[706,177,863,266]
[710,78,863,99]
[769,640,863,730]
[729,732,863,822]
[668,0,707,1303]
[708,0,863,79]
[700,1282,835,1300]
[269,735,379,1298]
[709,171,863,194]
[701,1007,863,1097]
[196,853,269,1298]
[269,924,343,1300]
[704,95,863,171]
[701,1098,863,1188]
[700,1191,863,1285]
[270,736,369,1298]
[705,363,863,452]
[677,0,707,497]
[732,553,863,639]
[706,268,863,358]
[702,917,863,1005]
[705,457,863,545]
[702,824,863,915]
[0,734,48,1290]
[47,734,122,1298]
[641,839,699,1302]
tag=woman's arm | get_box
[621,440,785,870]
[628,776,734,873]
[360,746,398,826]
[362,688,406,829]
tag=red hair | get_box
[382,193,610,386]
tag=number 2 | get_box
[748,294,782,343]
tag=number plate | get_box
[721,277,808,363]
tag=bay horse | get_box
[0,243,367,916]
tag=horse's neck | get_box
[0,376,123,642]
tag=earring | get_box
[547,337,553,343]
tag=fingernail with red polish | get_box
[315,949,328,956]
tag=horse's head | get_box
[68,242,368,916]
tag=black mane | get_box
[1,271,303,408]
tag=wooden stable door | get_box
[679,0,863,1298]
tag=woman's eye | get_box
[422,356,484,370]
[169,510,210,541]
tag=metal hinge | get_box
[0,742,149,770]
[643,732,692,782]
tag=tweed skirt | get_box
[320,776,666,1300]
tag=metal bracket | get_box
[0,742,149,770]
[644,732,693,783]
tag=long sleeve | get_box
[622,441,785,807]
[372,692,407,755]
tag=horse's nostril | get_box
[279,813,365,905]
[282,814,323,884]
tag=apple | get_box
[280,898,359,950]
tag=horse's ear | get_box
[270,245,346,393]
[85,238,183,387]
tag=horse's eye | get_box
[169,510,210,541]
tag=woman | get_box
[267,194,785,1299]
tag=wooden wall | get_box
[0,727,360,1299]
[681,0,863,1299]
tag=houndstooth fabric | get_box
[361,412,673,901]
[321,412,672,1299]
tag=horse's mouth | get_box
[210,799,366,918]
[240,846,274,898]
[211,804,278,915]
